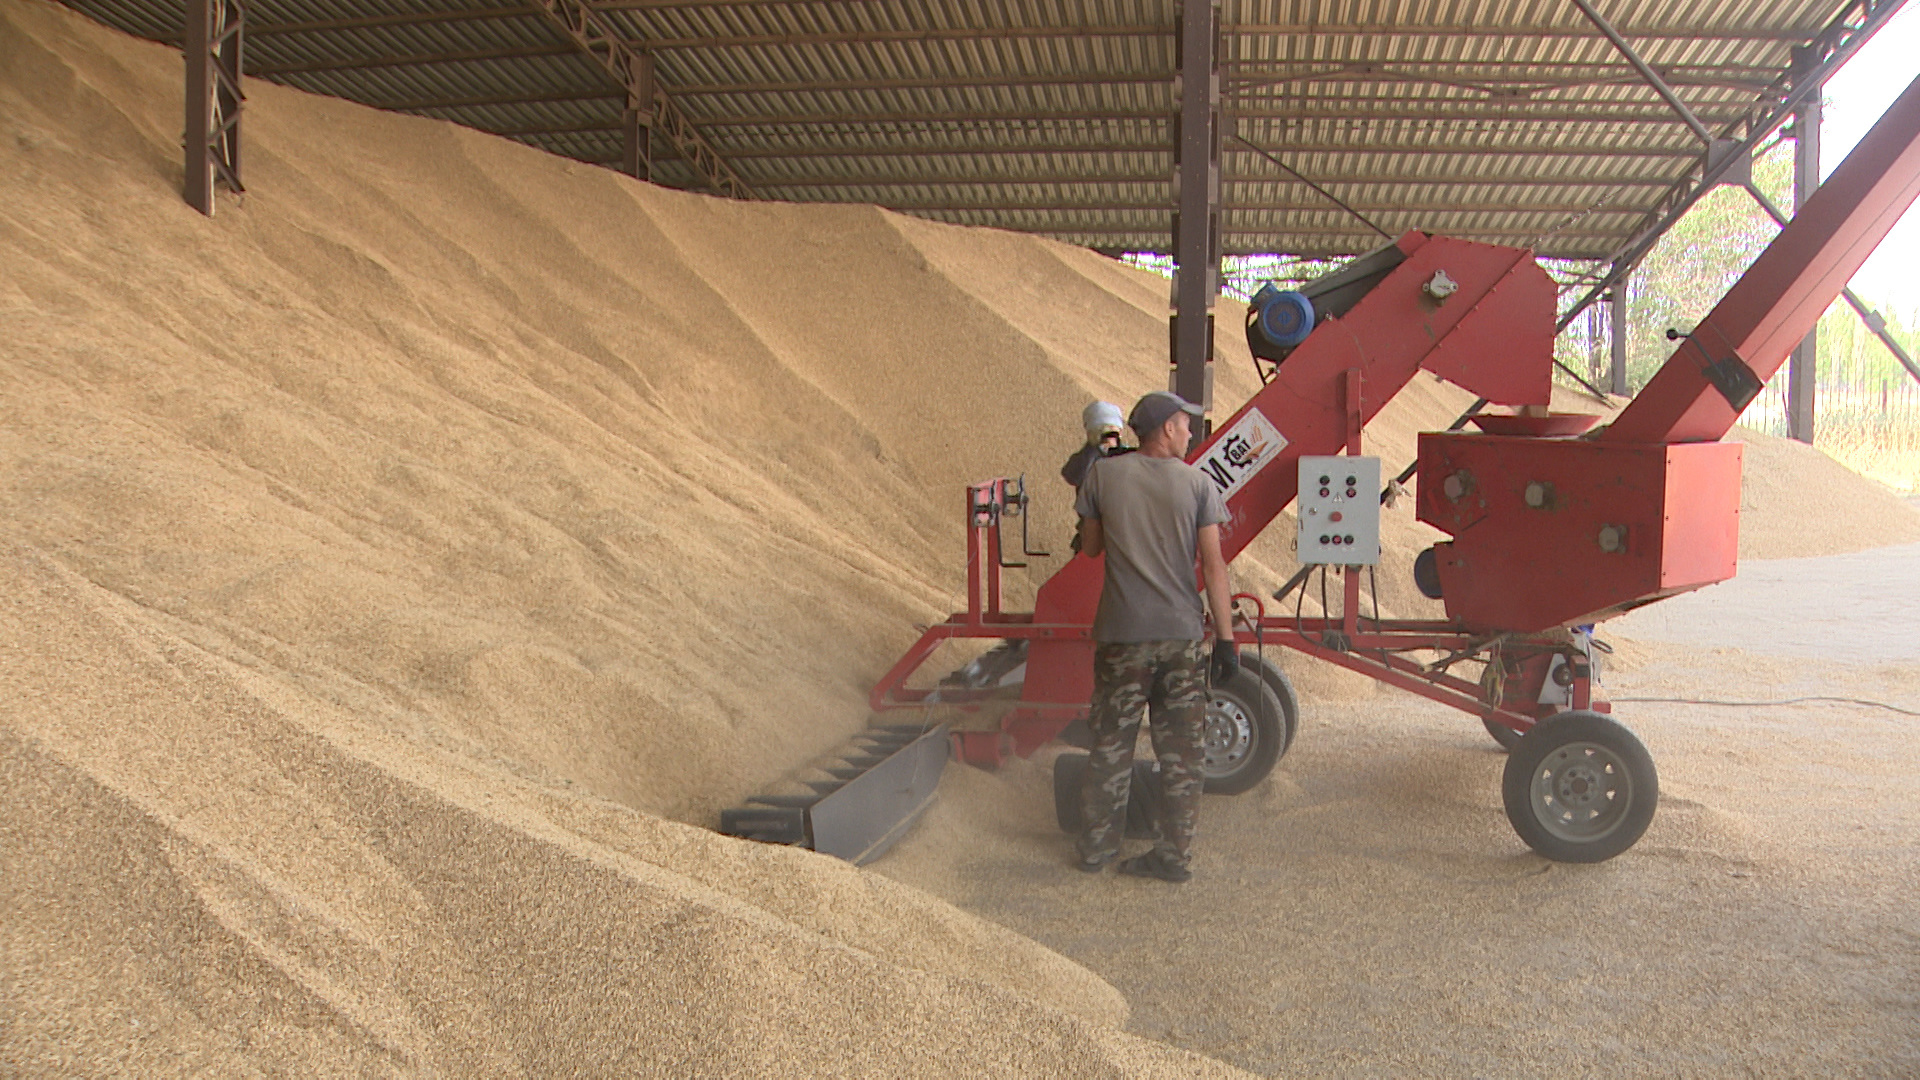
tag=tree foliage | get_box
[1606,141,1917,398]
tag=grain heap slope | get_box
[2,0,1253,1072]
[4,0,1917,1071]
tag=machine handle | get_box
[996,475,1051,568]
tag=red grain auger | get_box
[726,75,1920,865]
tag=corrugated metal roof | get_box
[57,0,1906,260]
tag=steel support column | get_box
[183,0,244,215]
[527,0,749,197]
[1788,92,1822,442]
[1609,267,1630,396]
[1170,0,1221,440]
[620,55,654,181]
[1743,176,1920,392]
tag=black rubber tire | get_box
[1484,715,1525,752]
[1501,710,1658,863]
[1053,751,1089,833]
[1052,752,1159,838]
[1242,652,1302,758]
[1202,657,1290,796]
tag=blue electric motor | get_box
[1247,283,1317,358]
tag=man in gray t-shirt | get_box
[1071,391,1239,883]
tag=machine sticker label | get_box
[1197,407,1287,501]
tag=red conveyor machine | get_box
[868,74,1920,863]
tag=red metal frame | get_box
[871,564,1601,765]
[875,74,1920,769]
[869,364,1595,764]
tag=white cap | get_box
[1082,400,1125,438]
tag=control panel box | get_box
[1297,456,1382,565]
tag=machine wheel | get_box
[1053,751,1089,833]
[1244,652,1301,757]
[1501,710,1658,863]
[1052,752,1159,838]
[1483,716,1524,751]
[1202,657,1292,796]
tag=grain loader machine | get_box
[723,75,1920,865]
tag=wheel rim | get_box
[1202,695,1256,778]
[1528,740,1634,843]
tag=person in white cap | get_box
[1071,391,1238,883]
[1062,401,1130,554]
[1060,400,1128,489]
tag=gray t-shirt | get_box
[1075,452,1230,643]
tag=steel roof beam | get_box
[637,23,1814,49]
[1230,104,1751,123]
[688,140,1700,159]
[249,45,578,77]
[1568,0,1715,144]
[1223,63,1779,97]
[670,73,1167,94]
[868,201,1651,214]
[255,61,1766,104]
[1227,94,1756,116]
[376,89,624,111]
[660,65,1780,98]
[582,0,1820,42]
[494,120,632,137]
[682,102,1752,127]
[1227,22,1813,42]
[525,0,750,197]
[738,174,1678,189]
[1230,133,1390,238]
[248,7,534,35]
[947,222,1626,239]
[243,16,1813,44]
[1556,0,1909,331]
[1221,59,1781,75]
[495,128,1706,158]
[1205,244,1619,257]
[643,25,1165,48]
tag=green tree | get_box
[1622,144,1794,390]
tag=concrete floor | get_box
[880,545,1920,1076]
[1612,541,1920,663]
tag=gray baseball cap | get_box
[1128,390,1205,436]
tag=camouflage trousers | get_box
[1075,639,1209,870]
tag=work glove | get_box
[1209,640,1240,686]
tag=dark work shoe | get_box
[1074,852,1113,874]
[1117,852,1192,883]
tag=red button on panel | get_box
[1330,511,1343,522]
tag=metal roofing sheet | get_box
[54,0,1906,260]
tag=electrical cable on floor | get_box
[1611,695,1920,718]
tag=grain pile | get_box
[5,0,1919,1073]
[1,2,1242,1072]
